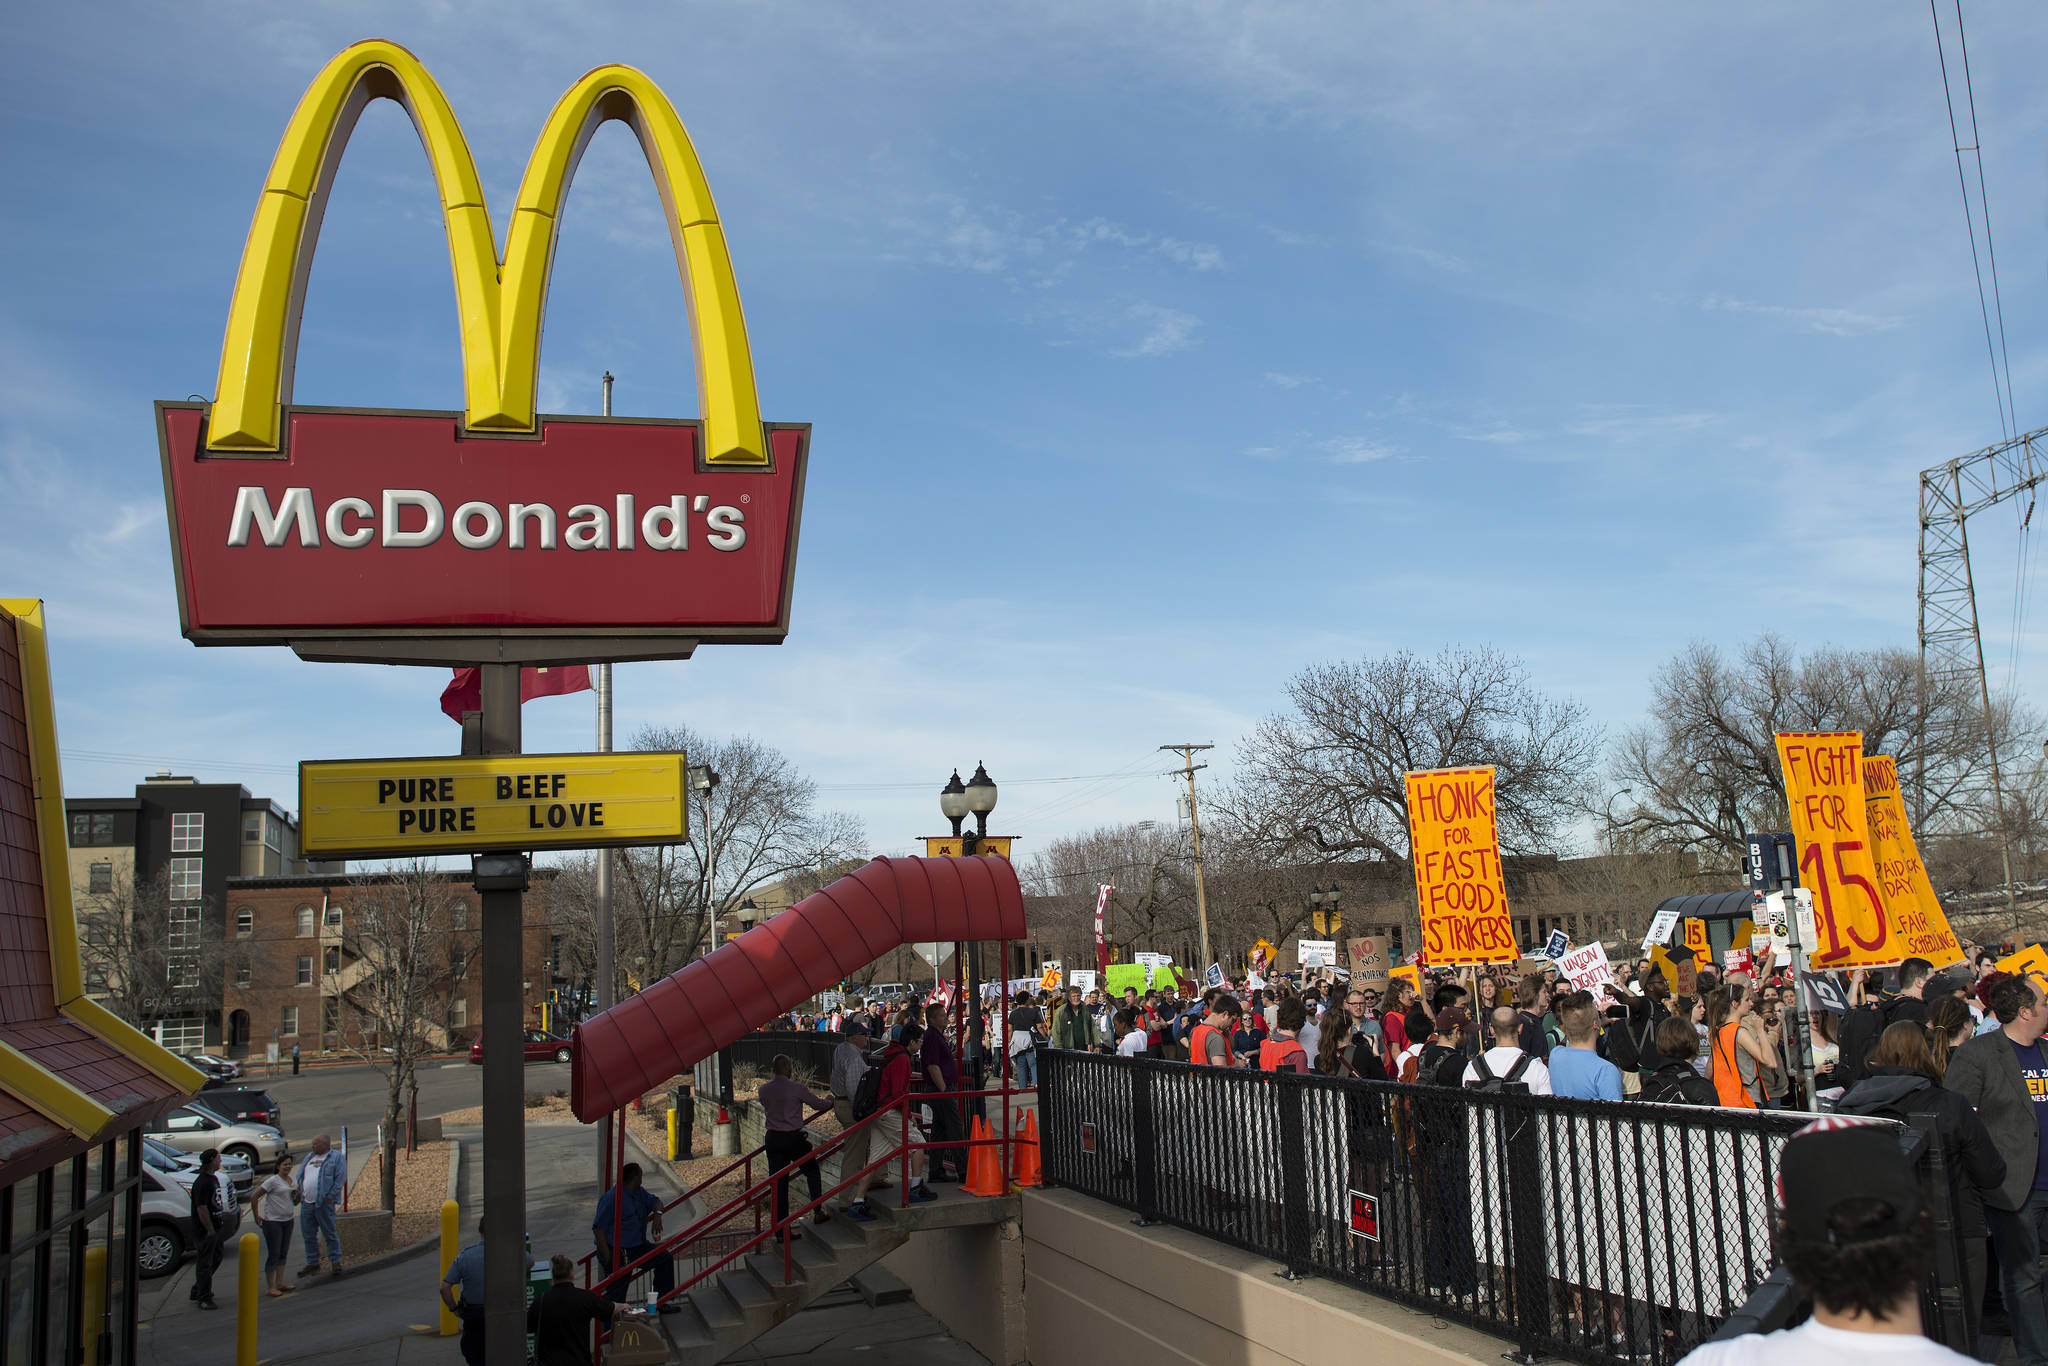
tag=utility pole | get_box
[1161,745,1214,972]
[594,371,616,1185]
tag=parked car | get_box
[181,1053,243,1085]
[468,1029,573,1065]
[138,1154,197,1278]
[146,1136,253,1200]
[193,1088,283,1131]
[142,1101,288,1168]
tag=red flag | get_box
[439,665,593,722]
[1094,884,1112,976]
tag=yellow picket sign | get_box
[1404,767,1518,966]
[1996,944,2048,982]
[1776,732,1897,969]
[1862,756,1965,971]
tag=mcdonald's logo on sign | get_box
[157,40,808,661]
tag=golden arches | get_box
[208,39,767,465]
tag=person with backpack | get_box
[829,1020,883,1221]
[1259,998,1312,1073]
[1419,1007,1472,1087]
[1189,994,1241,1066]
[1635,1017,1721,1106]
[1463,1006,1552,1093]
[870,1022,939,1205]
[1600,967,1670,1088]
[1514,973,1555,1062]
[1834,957,1933,1090]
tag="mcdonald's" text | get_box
[225,487,746,552]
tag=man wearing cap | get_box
[1945,972,2048,1364]
[1676,1117,1973,1364]
[830,1020,880,1221]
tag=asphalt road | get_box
[210,1056,573,1148]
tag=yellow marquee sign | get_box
[301,752,687,859]
[921,836,1014,860]
[210,38,766,465]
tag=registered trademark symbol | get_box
[740,494,750,503]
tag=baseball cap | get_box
[842,1019,871,1036]
[1434,1006,1471,1036]
[1776,1117,1922,1243]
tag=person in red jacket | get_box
[876,1024,939,1204]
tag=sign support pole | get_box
[477,664,528,1366]
[595,367,617,1185]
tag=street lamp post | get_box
[689,764,721,957]
[936,764,1000,1087]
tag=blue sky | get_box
[3,2,2043,860]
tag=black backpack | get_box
[1836,997,1904,1089]
[1465,1051,1536,1094]
[850,1048,893,1121]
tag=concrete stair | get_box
[637,1184,1017,1364]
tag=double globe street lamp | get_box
[937,763,998,1085]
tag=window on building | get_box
[167,905,200,951]
[296,956,313,986]
[167,856,202,902]
[235,960,250,986]
[154,1017,204,1052]
[324,947,340,975]
[297,906,315,937]
[69,812,115,846]
[450,902,469,931]
[324,902,341,929]
[168,954,198,989]
[235,907,253,937]
[451,997,468,1028]
[265,814,284,853]
[88,861,112,894]
[170,811,203,853]
[281,1005,299,1037]
[322,998,339,1034]
[243,811,261,843]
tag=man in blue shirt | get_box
[1546,994,1624,1102]
[592,1164,677,1309]
[439,1215,488,1366]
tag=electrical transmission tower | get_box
[1918,423,2044,911]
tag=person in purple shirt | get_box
[759,1055,835,1229]
[921,1003,968,1182]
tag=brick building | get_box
[222,871,556,1059]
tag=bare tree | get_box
[1225,646,1601,868]
[1022,822,1198,958]
[1609,635,2043,880]
[338,864,453,1212]
[76,867,243,1035]
[583,725,866,999]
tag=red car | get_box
[468,1029,573,1065]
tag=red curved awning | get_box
[569,855,1025,1121]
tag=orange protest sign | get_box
[1682,918,1709,968]
[1404,767,1518,966]
[1862,756,1965,971]
[1995,944,2048,982]
[1389,965,1422,994]
[1776,732,1896,969]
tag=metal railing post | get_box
[1131,1059,1158,1225]
[1502,1098,1552,1362]
[1274,1073,1310,1281]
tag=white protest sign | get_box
[1556,941,1616,994]
[1298,939,1338,969]
[1642,907,1681,952]
[1068,970,1097,992]
[1246,972,1266,991]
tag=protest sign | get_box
[1556,941,1616,994]
[1862,755,1965,970]
[1103,963,1148,996]
[1642,906,1682,952]
[1348,936,1390,988]
[1763,893,1792,959]
[1543,929,1571,960]
[1723,948,1752,977]
[1298,939,1338,969]
[1069,969,1097,993]
[1995,944,2048,982]
[1682,918,1710,968]
[1776,732,1898,969]
[1404,766,1518,965]
[1389,965,1422,994]
[1039,961,1064,991]
[1204,963,1224,988]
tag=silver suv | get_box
[143,1101,289,1168]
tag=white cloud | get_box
[1113,303,1202,358]
[1263,371,1317,389]
[1701,295,1906,337]
[1321,437,1398,464]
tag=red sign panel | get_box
[157,404,808,653]
[1079,1122,1097,1156]
[1348,1190,1379,1242]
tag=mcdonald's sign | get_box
[156,40,807,662]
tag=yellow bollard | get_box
[237,1231,260,1366]
[667,1106,679,1160]
[439,1199,460,1336]
[81,1245,106,1366]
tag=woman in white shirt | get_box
[1114,1009,1148,1058]
[257,1155,301,1296]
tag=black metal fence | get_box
[722,1030,840,1085]
[1039,1048,1838,1366]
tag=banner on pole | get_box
[1861,756,1965,970]
[1404,766,1518,965]
[1776,733,1898,969]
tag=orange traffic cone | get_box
[1012,1110,1043,1189]
[962,1117,1005,1197]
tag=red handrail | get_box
[591,1082,1028,1351]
